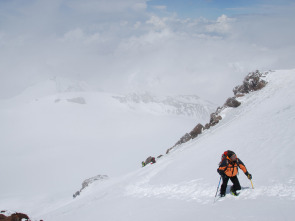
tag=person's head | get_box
[227,150,237,162]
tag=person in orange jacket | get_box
[217,150,252,196]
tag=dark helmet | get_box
[227,150,235,157]
[227,150,237,161]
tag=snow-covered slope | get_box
[1,70,295,221]
[0,79,214,205]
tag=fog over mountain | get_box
[1,0,295,104]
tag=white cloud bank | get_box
[0,0,294,103]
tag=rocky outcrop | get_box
[225,97,241,108]
[67,97,86,104]
[190,124,204,139]
[73,175,108,198]
[0,211,31,221]
[175,133,192,146]
[55,97,86,104]
[233,70,268,96]
[209,111,222,127]
[165,70,268,154]
[145,156,156,165]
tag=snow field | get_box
[1,70,295,220]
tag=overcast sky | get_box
[0,0,294,103]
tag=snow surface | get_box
[1,70,295,220]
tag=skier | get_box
[217,150,252,197]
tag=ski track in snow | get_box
[124,178,295,203]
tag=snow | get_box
[1,69,295,220]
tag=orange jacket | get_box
[218,157,247,177]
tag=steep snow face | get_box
[1,70,295,221]
[32,69,295,221]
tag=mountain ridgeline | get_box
[164,70,268,154]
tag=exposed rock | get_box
[204,123,210,130]
[144,156,156,165]
[67,97,86,104]
[189,124,204,139]
[82,175,108,189]
[73,175,108,198]
[0,211,30,221]
[166,147,174,154]
[73,191,80,198]
[235,94,245,98]
[225,97,241,108]
[142,156,156,167]
[209,112,222,127]
[175,133,192,146]
[163,70,268,156]
[233,70,268,96]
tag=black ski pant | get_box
[220,175,241,194]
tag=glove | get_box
[245,172,252,180]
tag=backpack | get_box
[219,151,228,165]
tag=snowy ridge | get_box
[1,70,295,221]
[38,69,295,221]
[113,93,216,120]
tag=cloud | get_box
[152,5,167,10]
[66,0,147,13]
[206,14,235,34]
[0,0,295,103]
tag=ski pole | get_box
[250,179,254,189]
[214,176,222,203]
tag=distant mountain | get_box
[0,79,214,200]
[11,77,216,121]
[18,77,92,100]
[113,93,216,121]
[7,79,215,123]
